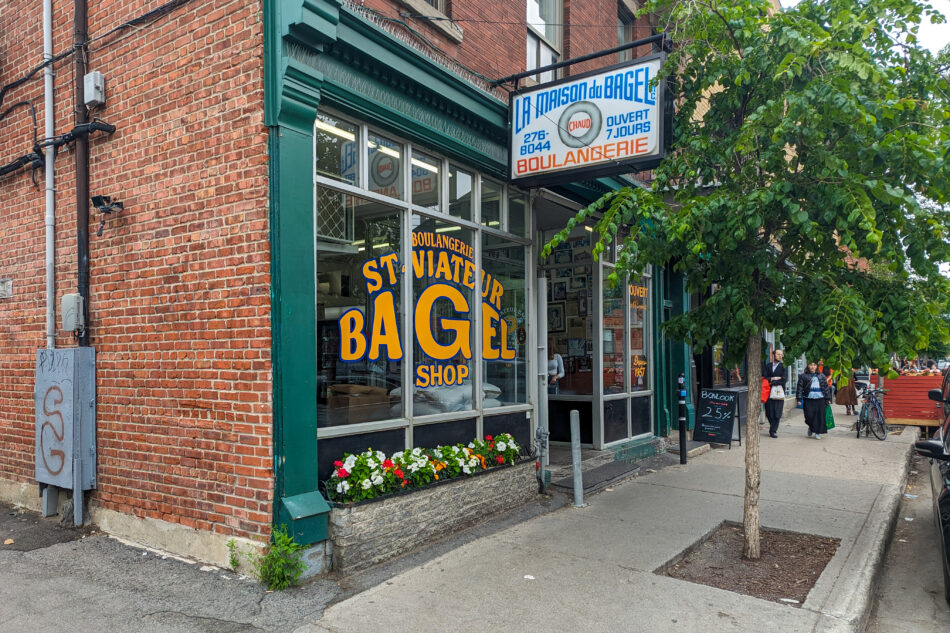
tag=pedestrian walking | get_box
[762,349,787,438]
[835,371,858,415]
[797,361,833,438]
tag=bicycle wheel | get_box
[856,404,866,437]
[869,405,887,440]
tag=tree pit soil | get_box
[656,521,840,607]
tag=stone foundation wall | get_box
[329,461,537,572]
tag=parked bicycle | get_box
[856,384,888,440]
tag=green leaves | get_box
[548,0,950,371]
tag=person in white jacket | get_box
[548,341,565,395]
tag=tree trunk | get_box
[743,333,762,559]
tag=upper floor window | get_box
[526,0,562,83]
[423,0,446,12]
[618,6,636,62]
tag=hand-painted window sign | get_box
[509,54,667,187]
[339,231,517,387]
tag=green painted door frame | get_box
[652,267,693,437]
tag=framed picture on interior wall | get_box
[554,250,572,265]
[547,303,566,333]
[570,276,587,291]
[574,250,592,262]
[578,293,588,316]
[556,266,572,278]
[567,301,578,317]
[552,281,567,301]
[573,265,587,276]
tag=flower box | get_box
[328,459,537,572]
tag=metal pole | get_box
[570,409,585,507]
[678,373,687,465]
[490,33,667,87]
[75,0,90,348]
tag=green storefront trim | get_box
[265,0,693,545]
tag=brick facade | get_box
[0,0,271,543]
[0,0,647,563]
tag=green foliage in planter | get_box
[326,433,523,503]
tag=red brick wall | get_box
[0,0,272,539]
[360,1,655,84]
[361,0,527,82]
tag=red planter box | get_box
[881,375,944,424]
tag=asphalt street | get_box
[866,453,950,633]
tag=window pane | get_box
[481,179,502,228]
[527,0,561,46]
[317,191,403,427]
[630,276,649,392]
[448,165,473,220]
[412,217,475,412]
[483,235,528,407]
[539,41,558,83]
[508,190,527,236]
[527,33,538,73]
[315,114,358,186]
[411,151,441,211]
[603,273,625,394]
[367,132,405,201]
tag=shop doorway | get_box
[536,193,654,450]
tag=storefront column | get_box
[265,0,341,544]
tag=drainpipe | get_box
[44,0,55,350]
[74,0,90,347]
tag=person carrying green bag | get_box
[825,405,835,430]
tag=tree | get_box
[544,0,950,559]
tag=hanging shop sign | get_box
[337,231,517,388]
[508,54,668,187]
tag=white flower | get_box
[344,455,357,470]
[462,465,471,474]
[412,447,422,456]
[361,479,372,490]
[497,441,507,452]
[336,480,350,494]
[433,449,443,458]
[372,475,383,486]
[376,450,385,462]
[468,442,475,449]
[367,458,377,469]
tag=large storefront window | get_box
[411,217,475,415]
[483,235,528,407]
[315,111,533,447]
[317,191,403,427]
[603,278,625,394]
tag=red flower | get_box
[334,460,344,468]
[485,435,493,441]
[336,468,349,478]
[383,459,394,469]
[489,442,495,449]
[394,468,405,479]
[496,455,505,464]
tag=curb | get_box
[811,428,918,632]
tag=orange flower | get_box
[434,474,439,480]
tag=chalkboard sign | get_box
[694,389,739,445]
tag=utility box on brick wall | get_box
[34,348,97,491]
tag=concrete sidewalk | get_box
[0,404,915,633]
[305,405,916,633]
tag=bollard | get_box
[570,409,585,507]
[678,373,687,465]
